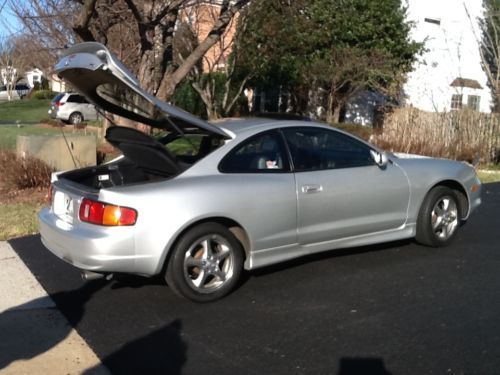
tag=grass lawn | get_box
[0,98,51,123]
[0,125,71,150]
[0,202,46,240]
[477,170,500,184]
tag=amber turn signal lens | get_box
[471,184,480,193]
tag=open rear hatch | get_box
[54,42,228,136]
[53,42,229,178]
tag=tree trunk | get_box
[325,92,342,124]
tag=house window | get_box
[424,18,441,25]
[467,95,480,111]
[451,94,463,110]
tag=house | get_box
[174,1,492,123]
[182,1,238,73]
[344,0,491,125]
[25,68,43,88]
[49,73,67,93]
[403,0,491,112]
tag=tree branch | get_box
[72,0,97,41]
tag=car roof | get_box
[211,117,332,137]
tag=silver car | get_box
[39,43,482,302]
[48,92,99,124]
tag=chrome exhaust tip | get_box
[81,270,113,281]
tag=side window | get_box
[72,95,89,103]
[220,131,290,173]
[68,95,84,103]
[283,127,374,171]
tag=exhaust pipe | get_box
[81,270,113,281]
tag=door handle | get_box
[301,184,323,194]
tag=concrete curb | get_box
[0,241,109,374]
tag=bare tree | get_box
[9,0,251,118]
[465,1,500,110]
[181,3,254,119]
[0,38,20,101]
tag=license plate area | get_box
[53,190,75,223]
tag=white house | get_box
[25,68,43,88]
[344,0,491,125]
[49,73,66,93]
[404,0,491,112]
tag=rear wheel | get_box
[416,186,460,247]
[165,223,244,302]
[69,112,83,125]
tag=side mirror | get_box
[370,150,388,168]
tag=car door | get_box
[282,127,410,245]
[219,130,298,251]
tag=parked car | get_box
[39,43,482,302]
[0,84,30,100]
[15,84,31,98]
[48,92,99,124]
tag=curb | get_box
[0,241,109,374]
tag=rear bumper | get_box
[39,207,139,273]
[48,109,59,120]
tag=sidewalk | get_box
[0,241,109,374]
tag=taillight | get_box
[79,198,137,226]
[55,101,64,107]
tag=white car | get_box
[48,92,99,124]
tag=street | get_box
[9,182,500,375]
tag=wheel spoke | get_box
[201,239,212,259]
[213,269,227,282]
[215,246,231,262]
[432,215,443,230]
[192,269,209,288]
[440,223,449,238]
[442,198,450,212]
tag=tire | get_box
[69,112,83,125]
[416,186,460,247]
[165,223,244,302]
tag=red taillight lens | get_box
[79,198,137,226]
[55,101,64,107]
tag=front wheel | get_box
[165,223,244,302]
[416,186,460,247]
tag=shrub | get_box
[333,123,373,141]
[0,150,53,190]
[373,107,500,164]
[172,80,207,118]
[31,90,57,100]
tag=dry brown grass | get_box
[373,107,500,164]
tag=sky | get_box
[0,0,23,41]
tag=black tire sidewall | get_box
[166,222,244,302]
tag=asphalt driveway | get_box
[9,182,500,375]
